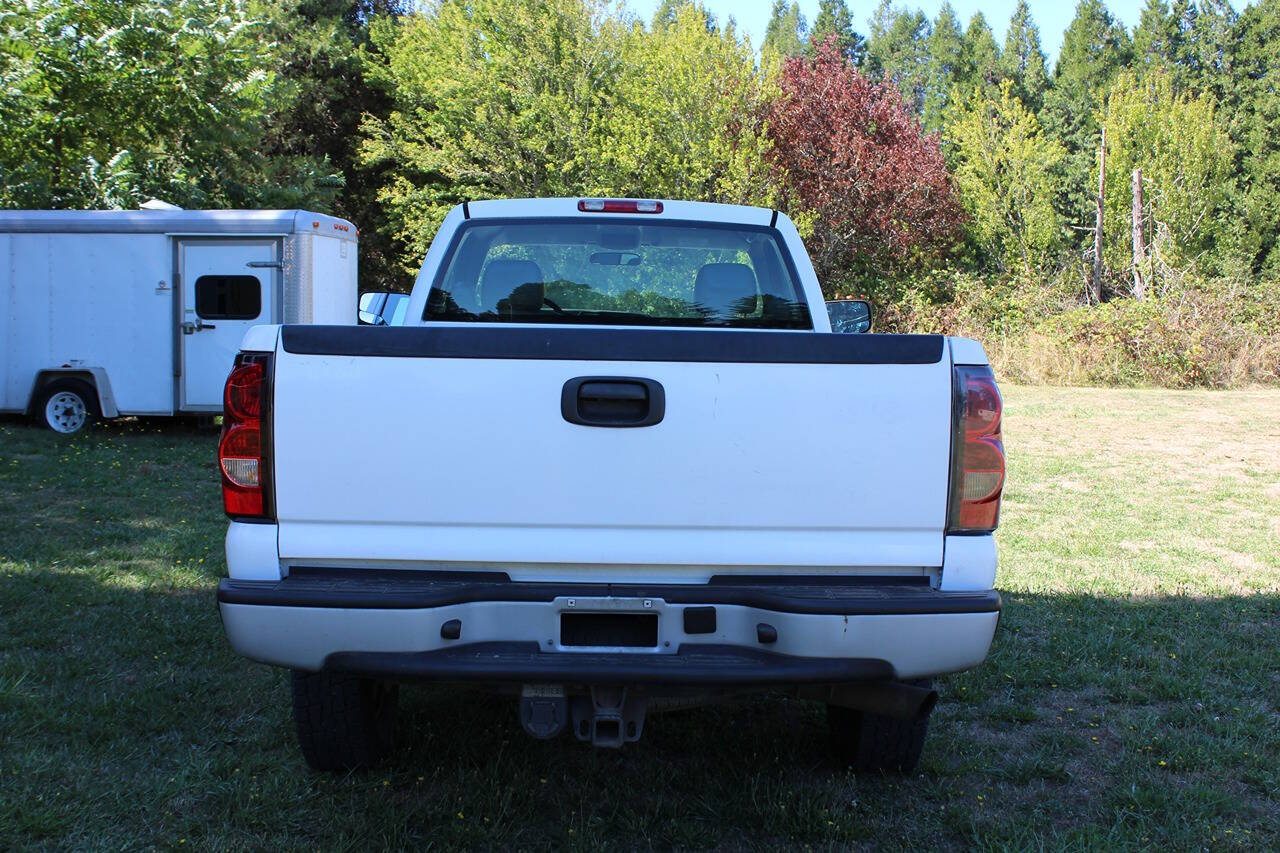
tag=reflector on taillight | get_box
[948,365,1005,532]
[577,199,663,214]
[219,356,270,519]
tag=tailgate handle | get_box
[562,377,665,428]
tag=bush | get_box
[869,269,1280,388]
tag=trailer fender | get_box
[29,368,119,418]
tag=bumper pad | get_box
[325,642,895,685]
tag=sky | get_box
[624,0,1149,69]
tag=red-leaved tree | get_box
[766,39,963,294]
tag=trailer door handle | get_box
[181,320,217,334]
[562,377,665,428]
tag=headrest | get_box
[694,263,759,320]
[480,259,543,312]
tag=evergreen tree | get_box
[958,13,1001,96]
[763,1,806,57]
[1230,0,1280,272]
[1133,0,1177,74]
[1186,0,1236,101]
[1001,0,1050,113]
[1041,0,1134,230]
[865,0,931,116]
[652,0,718,33]
[922,3,964,132]
[806,0,865,65]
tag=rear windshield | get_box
[424,219,811,329]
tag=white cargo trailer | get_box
[0,209,358,433]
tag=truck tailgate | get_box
[270,326,953,578]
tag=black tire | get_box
[36,378,99,435]
[291,670,399,771]
[827,681,932,774]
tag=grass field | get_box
[1,386,1277,850]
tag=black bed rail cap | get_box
[280,325,945,365]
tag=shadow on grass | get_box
[2,561,1277,849]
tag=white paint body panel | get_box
[271,349,953,571]
[226,522,282,581]
[0,210,357,416]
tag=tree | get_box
[922,3,964,132]
[957,13,1001,96]
[1227,0,1280,273]
[360,0,775,271]
[0,0,336,210]
[1136,0,1236,97]
[947,81,1066,276]
[762,1,806,57]
[1041,0,1134,230]
[1001,0,1049,114]
[806,0,865,65]
[1099,72,1235,284]
[594,5,777,207]
[864,0,932,115]
[257,1,409,289]
[651,0,718,33]
[765,40,962,292]
[1133,0,1178,75]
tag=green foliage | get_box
[806,0,865,65]
[762,1,806,57]
[1041,0,1134,229]
[946,81,1066,275]
[1000,1,1049,114]
[359,0,776,272]
[958,13,1001,96]
[0,0,338,210]
[1099,73,1235,284]
[1133,0,1178,76]
[864,0,931,115]
[921,3,964,132]
[1229,0,1280,274]
[254,1,408,290]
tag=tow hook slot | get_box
[519,684,569,739]
[571,687,647,748]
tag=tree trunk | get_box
[1091,126,1106,304]
[1132,167,1146,301]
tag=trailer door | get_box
[179,239,279,410]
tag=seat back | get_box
[694,262,759,321]
[480,259,544,314]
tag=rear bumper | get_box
[217,570,1000,682]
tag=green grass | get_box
[2,387,1278,850]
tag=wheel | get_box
[827,681,932,774]
[36,379,98,435]
[291,670,399,771]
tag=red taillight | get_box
[220,358,269,518]
[948,366,1005,532]
[577,199,663,214]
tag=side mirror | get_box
[826,299,873,333]
[357,291,389,326]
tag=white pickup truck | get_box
[216,198,1005,773]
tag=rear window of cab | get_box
[424,219,812,329]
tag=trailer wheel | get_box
[827,680,933,774]
[36,379,98,435]
[292,670,399,771]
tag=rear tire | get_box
[827,681,932,774]
[291,670,399,771]
[36,379,98,435]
